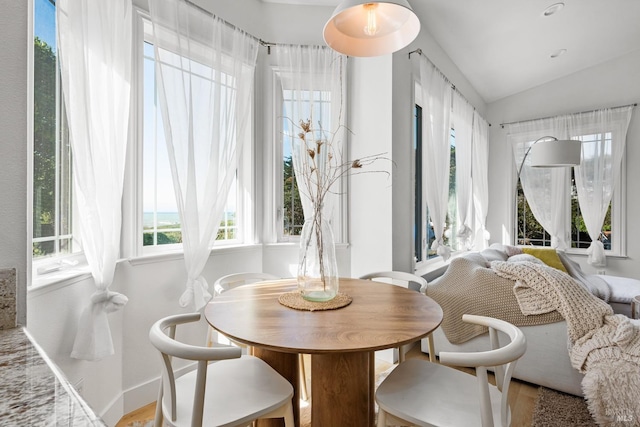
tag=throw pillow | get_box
[521,247,568,273]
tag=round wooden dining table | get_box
[204,277,443,427]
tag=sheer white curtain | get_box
[420,56,453,260]
[57,0,131,361]
[149,0,259,310]
[274,45,347,224]
[452,91,474,249]
[472,111,490,250]
[564,106,633,266]
[508,119,571,249]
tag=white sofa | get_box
[420,245,640,396]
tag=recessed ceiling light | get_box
[550,49,567,58]
[543,2,565,16]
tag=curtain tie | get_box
[431,239,452,261]
[70,289,128,361]
[457,224,473,249]
[90,289,128,313]
[457,224,473,240]
[587,240,607,267]
[180,276,213,311]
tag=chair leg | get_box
[283,400,295,427]
[299,354,309,401]
[377,407,387,427]
[427,333,436,362]
[154,382,163,427]
[206,326,215,347]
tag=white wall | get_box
[349,55,395,277]
[486,49,640,277]
[1,0,28,327]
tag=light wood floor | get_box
[116,345,538,426]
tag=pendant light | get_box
[323,0,420,57]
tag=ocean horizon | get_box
[143,211,236,229]
[143,212,180,229]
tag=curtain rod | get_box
[183,0,276,52]
[500,103,637,129]
[409,48,491,126]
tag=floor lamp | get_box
[515,136,582,245]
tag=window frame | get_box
[132,10,254,258]
[31,0,85,282]
[270,66,348,245]
[414,82,463,269]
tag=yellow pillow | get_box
[521,247,567,273]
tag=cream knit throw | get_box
[492,260,640,426]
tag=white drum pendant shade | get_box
[324,0,420,57]
[530,139,582,167]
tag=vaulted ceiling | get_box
[262,0,640,103]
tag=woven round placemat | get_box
[278,291,352,311]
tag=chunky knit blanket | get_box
[492,260,640,426]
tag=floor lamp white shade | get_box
[529,139,582,167]
[323,0,420,57]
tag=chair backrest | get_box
[439,314,527,427]
[359,271,428,293]
[149,313,242,425]
[213,272,280,296]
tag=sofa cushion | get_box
[596,275,640,304]
[557,251,611,302]
[479,248,508,262]
[490,243,523,257]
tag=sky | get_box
[35,0,56,50]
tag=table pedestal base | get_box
[312,351,375,427]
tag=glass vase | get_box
[297,215,339,302]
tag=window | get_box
[422,129,458,260]
[414,98,460,263]
[274,77,345,243]
[414,105,423,261]
[140,35,243,253]
[32,0,79,262]
[516,131,625,256]
[280,89,332,237]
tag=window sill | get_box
[29,244,264,293]
[414,250,467,278]
[128,243,263,266]
[29,264,93,297]
[563,248,627,259]
[264,242,350,250]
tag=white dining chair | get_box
[359,271,435,362]
[208,272,309,401]
[149,312,295,427]
[375,314,527,427]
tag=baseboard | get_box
[100,393,124,427]
[96,363,196,425]
[123,376,160,415]
[375,347,397,364]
